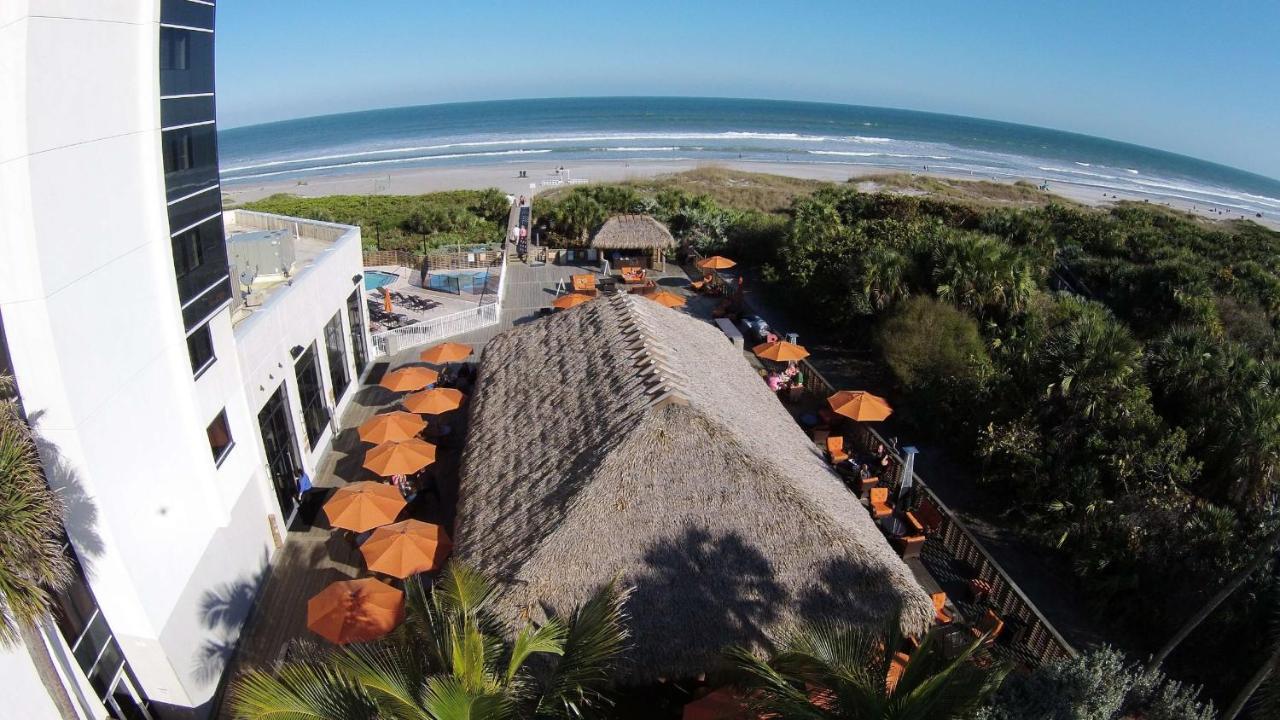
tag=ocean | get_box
[218,97,1280,218]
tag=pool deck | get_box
[364,264,493,329]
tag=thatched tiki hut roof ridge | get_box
[590,214,676,249]
[454,294,932,682]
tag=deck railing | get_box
[797,360,1076,666]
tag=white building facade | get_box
[0,2,372,717]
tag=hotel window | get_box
[171,228,203,280]
[159,28,189,70]
[346,289,369,374]
[186,322,216,376]
[323,312,350,400]
[206,410,234,466]
[294,343,330,448]
[164,130,194,173]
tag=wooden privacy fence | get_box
[362,249,421,268]
[798,359,1076,666]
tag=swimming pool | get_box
[427,269,494,295]
[364,270,398,291]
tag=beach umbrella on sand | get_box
[359,520,452,578]
[552,293,592,310]
[364,437,437,477]
[323,481,407,532]
[403,387,466,415]
[357,411,427,444]
[419,341,472,365]
[307,578,404,644]
[632,287,687,308]
[379,366,439,392]
[683,687,750,720]
[828,390,893,422]
[752,340,810,363]
[697,255,737,271]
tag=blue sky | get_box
[216,1,1280,179]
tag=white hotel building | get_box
[1,2,372,717]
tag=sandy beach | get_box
[222,159,1279,229]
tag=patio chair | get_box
[857,474,879,496]
[826,436,849,464]
[914,500,945,534]
[812,428,830,447]
[869,487,893,518]
[971,609,1004,644]
[571,274,598,296]
[621,266,647,284]
[895,533,925,559]
[931,592,952,625]
[905,512,926,536]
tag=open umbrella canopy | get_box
[828,390,894,422]
[323,481,407,532]
[683,688,750,720]
[632,287,686,308]
[307,577,404,644]
[552,292,593,310]
[752,340,810,362]
[364,438,437,476]
[419,341,472,364]
[403,387,466,415]
[357,411,427,444]
[379,366,439,392]
[359,520,453,578]
[697,255,737,271]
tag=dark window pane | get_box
[346,290,369,374]
[72,612,112,672]
[163,124,219,201]
[161,0,215,29]
[166,189,222,235]
[161,95,215,128]
[180,277,232,331]
[294,345,330,448]
[323,312,350,399]
[206,410,233,465]
[258,384,301,519]
[159,28,213,95]
[171,229,203,280]
[169,215,229,307]
[187,323,216,375]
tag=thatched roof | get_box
[454,294,932,682]
[591,214,676,250]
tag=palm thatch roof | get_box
[590,214,676,250]
[454,294,933,682]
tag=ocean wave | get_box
[810,150,952,160]
[591,146,681,152]
[221,149,553,181]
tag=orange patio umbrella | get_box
[683,687,750,720]
[419,341,473,364]
[752,340,810,362]
[379,366,439,392]
[323,481,407,532]
[364,437,437,476]
[359,520,453,578]
[552,293,592,310]
[827,390,894,422]
[381,287,393,314]
[357,411,427,444]
[632,287,687,308]
[307,577,404,644]
[403,387,466,415]
[697,255,737,271]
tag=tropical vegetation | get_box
[0,373,76,717]
[729,618,1008,719]
[237,188,511,253]
[228,564,630,720]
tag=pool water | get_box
[364,270,398,291]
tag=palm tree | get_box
[1222,580,1280,720]
[229,563,630,720]
[0,373,76,718]
[729,619,1008,719]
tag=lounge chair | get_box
[826,436,849,464]
[931,592,952,625]
[869,487,893,518]
[971,609,1004,644]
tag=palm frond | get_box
[535,580,631,719]
[506,618,566,682]
[331,643,429,720]
[228,661,380,720]
[421,675,515,720]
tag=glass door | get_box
[258,383,302,522]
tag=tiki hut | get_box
[454,294,933,683]
[590,214,675,269]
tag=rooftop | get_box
[591,213,676,249]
